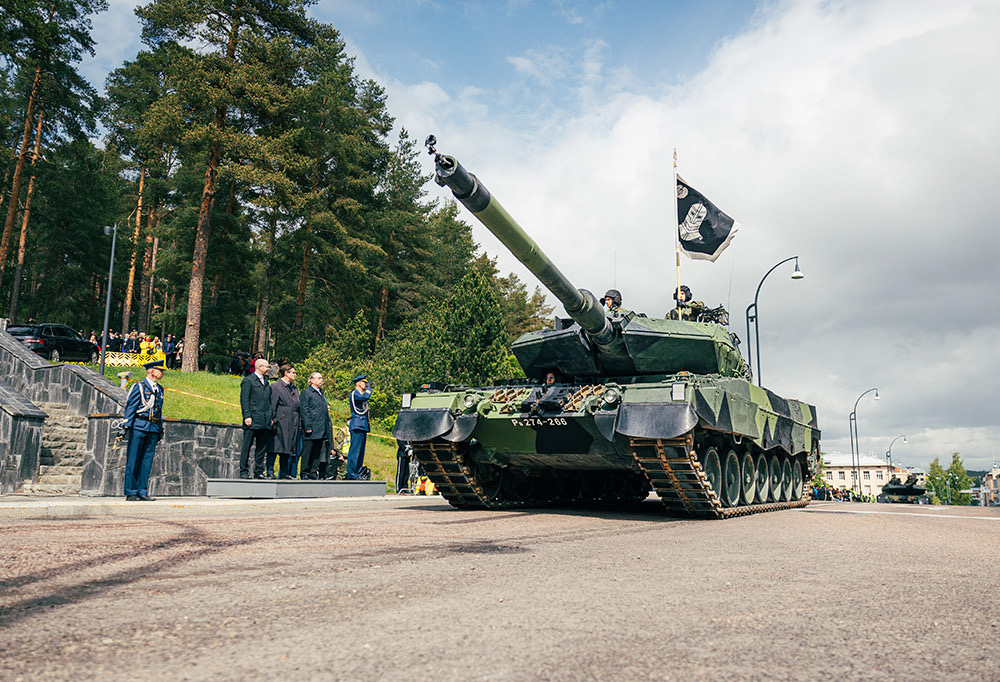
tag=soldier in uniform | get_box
[346,374,373,480]
[666,284,707,320]
[122,359,166,501]
[603,289,622,315]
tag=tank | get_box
[392,141,821,518]
[877,475,930,504]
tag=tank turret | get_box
[428,138,748,380]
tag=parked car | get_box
[7,323,101,364]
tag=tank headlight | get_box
[463,394,480,409]
[602,388,620,405]
[402,393,412,408]
[671,382,686,401]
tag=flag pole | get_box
[673,148,682,319]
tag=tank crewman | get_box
[346,374,373,480]
[603,289,623,315]
[122,359,166,501]
[666,284,708,320]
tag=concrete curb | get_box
[0,493,446,520]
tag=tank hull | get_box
[393,375,821,518]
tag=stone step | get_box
[20,482,82,495]
[36,473,82,485]
[40,465,84,477]
[38,467,83,485]
[43,426,87,437]
[43,440,84,451]
[42,440,85,453]
[40,407,87,418]
[52,455,86,467]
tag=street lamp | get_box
[99,223,118,377]
[745,256,803,387]
[849,387,879,495]
[886,435,906,471]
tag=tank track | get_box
[412,437,811,518]
[412,440,647,510]
[628,435,810,519]
[412,440,495,509]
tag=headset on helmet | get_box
[673,285,693,302]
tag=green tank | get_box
[392,140,821,518]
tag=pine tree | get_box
[0,0,106,300]
[136,0,315,371]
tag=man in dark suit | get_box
[300,371,334,480]
[239,357,273,479]
[122,359,166,501]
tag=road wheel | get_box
[755,454,769,504]
[503,470,534,501]
[49,349,60,363]
[476,462,502,500]
[768,456,781,502]
[700,447,722,503]
[610,473,629,499]
[780,458,793,501]
[722,449,741,507]
[740,452,756,505]
[561,471,583,501]
[791,458,804,500]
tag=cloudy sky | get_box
[82,0,1000,471]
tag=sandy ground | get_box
[2,497,999,681]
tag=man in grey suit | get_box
[300,371,335,480]
[239,358,273,479]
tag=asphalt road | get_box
[2,497,999,681]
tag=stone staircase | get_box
[21,402,89,494]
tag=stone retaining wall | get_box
[0,383,46,494]
[1,328,244,496]
[86,416,244,497]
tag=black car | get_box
[7,323,101,364]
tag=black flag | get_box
[676,176,739,262]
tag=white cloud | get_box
[362,0,1000,469]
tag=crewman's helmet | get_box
[673,285,693,302]
[604,289,622,308]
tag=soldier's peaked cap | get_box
[352,374,368,383]
[144,359,167,371]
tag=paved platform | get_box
[0,491,439,520]
[206,478,385,499]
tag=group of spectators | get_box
[812,486,876,502]
[238,357,373,482]
[92,330,183,369]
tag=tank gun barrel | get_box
[429,140,615,347]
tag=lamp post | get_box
[99,223,118,377]
[745,256,803,387]
[848,387,879,496]
[886,435,906,471]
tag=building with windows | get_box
[982,467,1000,507]
[821,453,925,497]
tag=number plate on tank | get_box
[510,417,568,427]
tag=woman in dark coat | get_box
[268,363,302,479]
